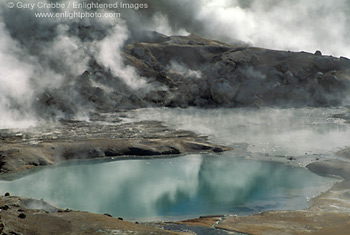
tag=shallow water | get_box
[0,154,336,221]
[133,107,350,157]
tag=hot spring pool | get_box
[0,153,337,221]
[0,107,348,221]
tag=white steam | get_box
[0,0,151,128]
[45,24,89,77]
[147,13,189,36]
[96,23,148,90]
[133,107,350,157]
[166,61,202,80]
[0,22,37,128]
[194,0,350,56]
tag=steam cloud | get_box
[1,0,350,128]
[142,0,350,57]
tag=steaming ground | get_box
[132,107,350,163]
[1,0,350,129]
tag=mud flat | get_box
[0,195,183,235]
[0,113,227,177]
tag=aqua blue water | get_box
[0,153,336,221]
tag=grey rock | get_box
[315,72,324,79]
[250,54,260,66]
[210,78,239,105]
[314,50,322,56]
[18,213,26,219]
[285,71,298,85]
[314,57,337,71]
[277,62,289,73]
[31,33,350,116]
[193,98,209,107]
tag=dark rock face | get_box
[33,33,350,118]
[122,33,350,108]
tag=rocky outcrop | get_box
[123,33,350,108]
[34,33,350,118]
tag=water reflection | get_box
[0,154,335,220]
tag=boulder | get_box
[285,71,299,85]
[277,62,289,73]
[314,50,322,56]
[314,57,337,71]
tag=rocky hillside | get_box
[36,32,350,118]
[125,33,350,107]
